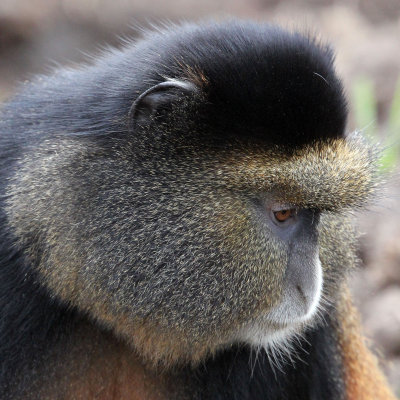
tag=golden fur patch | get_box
[337,285,396,400]
[221,135,378,210]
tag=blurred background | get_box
[0,0,399,395]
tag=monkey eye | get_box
[273,209,296,223]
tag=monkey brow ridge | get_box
[221,135,378,211]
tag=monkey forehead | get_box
[138,20,347,146]
[217,135,379,210]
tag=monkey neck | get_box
[1,297,344,400]
[6,313,347,400]
[28,320,185,400]
[0,299,184,399]
[2,295,394,400]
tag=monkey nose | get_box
[266,253,323,325]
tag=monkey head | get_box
[4,21,377,367]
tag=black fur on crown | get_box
[129,20,348,146]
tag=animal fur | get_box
[0,20,395,399]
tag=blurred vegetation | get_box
[353,75,400,172]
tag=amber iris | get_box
[273,209,294,222]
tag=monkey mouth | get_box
[231,299,321,352]
[231,316,303,353]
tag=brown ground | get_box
[1,0,399,395]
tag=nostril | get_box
[296,284,308,305]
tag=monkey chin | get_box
[232,257,323,358]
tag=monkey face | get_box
[232,205,322,347]
[4,21,377,367]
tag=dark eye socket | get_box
[273,209,296,223]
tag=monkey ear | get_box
[128,80,198,132]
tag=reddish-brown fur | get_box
[337,286,396,400]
